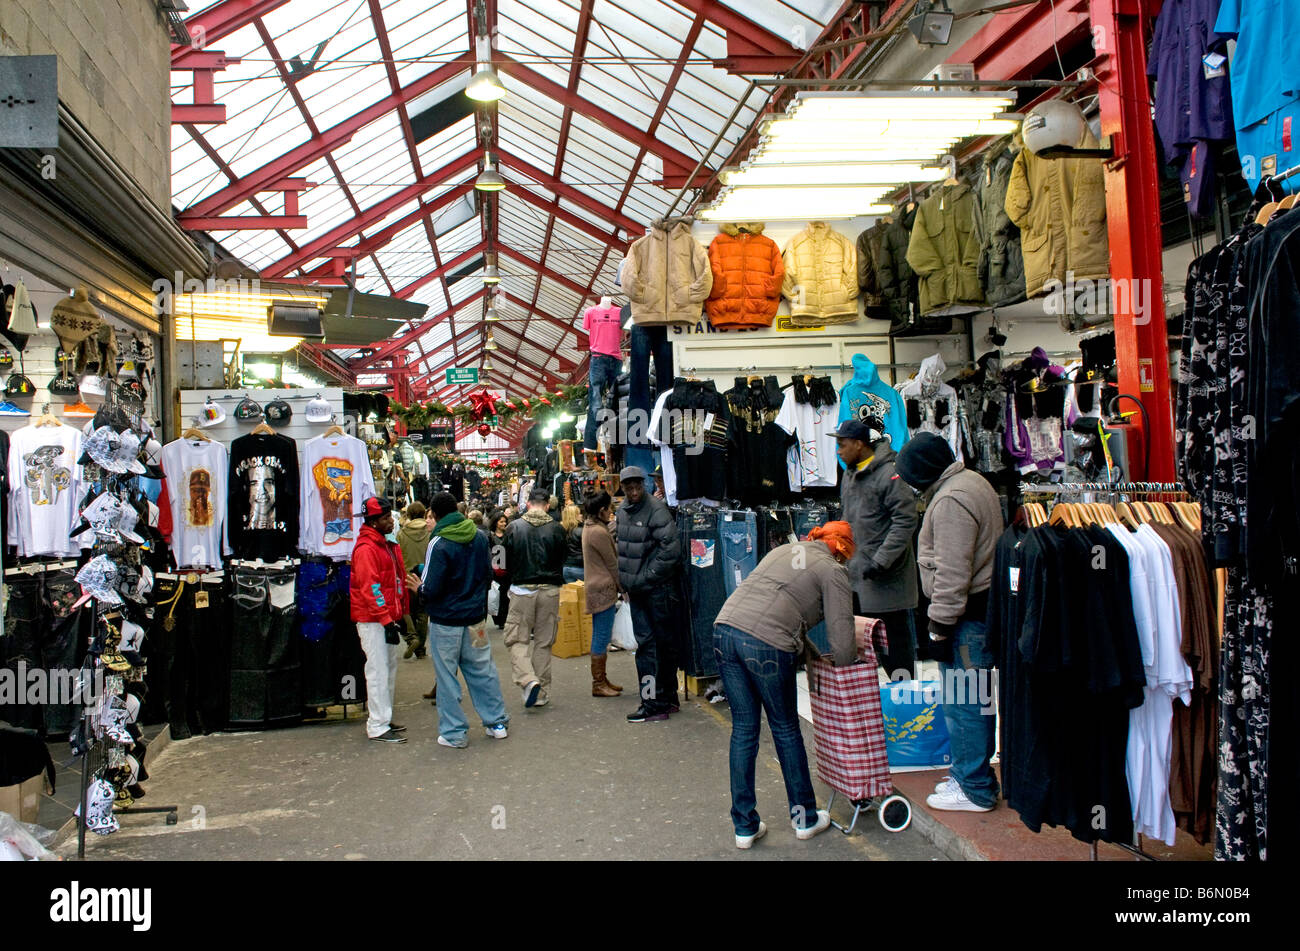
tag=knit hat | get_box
[7,280,39,335]
[894,432,955,491]
[808,521,855,562]
[50,287,102,355]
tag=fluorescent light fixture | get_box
[466,64,507,102]
[720,163,946,187]
[761,119,1020,142]
[785,92,1015,121]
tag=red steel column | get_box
[1091,0,1175,480]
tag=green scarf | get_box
[433,511,477,544]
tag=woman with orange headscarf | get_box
[712,521,861,849]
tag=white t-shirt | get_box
[298,433,377,560]
[647,390,678,506]
[161,437,232,569]
[775,395,840,490]
[7,423,85,558]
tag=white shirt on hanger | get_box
[160,437,232,569]
[298,432,377,560]
[7,422,85,558]
[647,389,678,506]
[775,392,840,490]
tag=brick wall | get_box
[0,0,172,213]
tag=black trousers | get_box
[154,576,228,737]
[228,566,302,728]
[0,568,84,736]
[628,589,679,713]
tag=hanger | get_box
[1049,501,1077,529]
[1255,200,1282,226]
[181,426,212,442]
[251,420,276,436]
[324,415,345,436]
[34,403,61,428]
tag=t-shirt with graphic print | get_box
[775,393,841,490]
[228,431,300,561]
[298,432,376,560]
[160,437,232,569]
[6,422,84,558]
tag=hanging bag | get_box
[610,599,637,651]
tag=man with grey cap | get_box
[614,465,681,722]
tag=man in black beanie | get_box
[895,432,1004,814]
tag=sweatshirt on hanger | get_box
[837,353,908,460]
[160,436,231,569]
[299,432,376,560]
[896,353,961,458]
[7,422,85,558]
[228,431,300,561]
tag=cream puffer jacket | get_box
[781,222,859,324]
[622,217,713,327]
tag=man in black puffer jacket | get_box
[503,488,567,709]
[615,466,681,722]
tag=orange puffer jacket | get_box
[705,223,784,329]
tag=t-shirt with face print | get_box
[228,431,300,560]
[161,437,231,569]
[7,421,84,557]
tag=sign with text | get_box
[446,368,479,385]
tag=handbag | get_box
[610,600,637,651]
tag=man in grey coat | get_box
[833,417,918,679]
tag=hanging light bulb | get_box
[482,253,502,284]
[466,63,507,102]
[484,304,501,321]
[475,156,506,191]
[481,357,495,373]
[484,333,498,351]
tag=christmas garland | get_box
[393,384,588,430]
[422,449,528,474]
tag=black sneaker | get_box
[370,729,407,743]
[389,723,406,732]
[627,704,669,723]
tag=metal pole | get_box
[750,77,1081,89]
[662,79,760,220]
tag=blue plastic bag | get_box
[880,680,951,768]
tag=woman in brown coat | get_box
[581,490,624,698]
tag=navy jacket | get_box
[419,528,491,626]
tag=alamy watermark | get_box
[152,272,263,317]
[595,408,713,456]
[1042,271,1155,325]
[0,663,105,707]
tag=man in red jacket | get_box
[350,497,409,744]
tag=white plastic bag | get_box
[487,581,500,617]
[610,600,637,651]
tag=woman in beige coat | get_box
[581,490,624,697]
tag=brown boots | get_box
[591,655,621,697]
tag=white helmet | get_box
[1022,99,1087,157]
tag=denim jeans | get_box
[590,605,615,656]
[938,617,999,808]
[679,508,724,677]
[719,509,758,597]
[626,325,673,471]
[563,565,584,584]
[429,622,510,742]
[586,353,622,451]
[0,568,83,736]
[713,623,818,835]
[791,503,829,541]
[228,566,301,727]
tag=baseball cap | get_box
[235,395,263,422]
[304,395,333,423]
[79,425,144,474]
[77,555,124,605]
[264,398,292,423]
[829,417,886,444]
[618,465,646,482]
[118,620,146,666]
[198,398,226,427]
[79,374,106,398]
[76,778,120,835]
[48,373,80,398]
[359,497,392,520]
[141,438,164,478]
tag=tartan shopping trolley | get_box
[806,648,913,835]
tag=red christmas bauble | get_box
[478,423,491,437]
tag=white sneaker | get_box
[534,694,549,708]
[485,723,508,739]
[934,776,958,795]
[437,735,468,749]
[522,681,541,707]
[735,821,767,849]
[793,809,832,840]
[926,784,994,812]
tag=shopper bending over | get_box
[713,522,859,847]
[562,503,585,583]
[581,490,623,698]
[894,433,1003,813]
[409,492,509,748]
[503,488,567,709]
[350,497,408,745]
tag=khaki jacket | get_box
[782,222,859,324]
[916,461,1004,632]
[623,217,713,327]
[906,182,985,315]
[1004,125,1110,297]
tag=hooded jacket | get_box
[1004,123,1110,300]
[705,223,784,328]
[615,493,679,594]
[896,353,962,458]
[974,139,1027,307]
[419,512,491,626]
[581,518,620,614]
[396,517,431,573]
[837,354,909,456]
[622,217,713,327]
[504,508,566,586]
[906,181,985,315]
[350,522,408,625]
[915,460,1004,635]
[840,444,919,613]
[782,222,859,324]
[875,206,921,330]
[855,221,891,320]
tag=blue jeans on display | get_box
[585,353,622,451]
[719,510,758,597]
[626,325,673,471]
[679,508,724,677]
[937,617,999,808]
[591,605,615,656]
[791,504,829,541]
[429,622,510,742]
[563,565,584,583]
[713,623,818,836]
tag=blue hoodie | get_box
[837,354,909,464]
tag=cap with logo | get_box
[79,374,107,398]
[359,496,392,520]
[829,417,886,445]
[304,395,333,423]
[141,438,164,479]
[198,398,226,427]
[5,373,35,398]
[264,398,292,423]
[235,395,264,422]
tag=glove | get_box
[862,560,889,580]
[926,622,955,664]
[383,622,403,645]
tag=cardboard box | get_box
[0,772,46,824]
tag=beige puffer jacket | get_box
[781,222,859,325]
[1004,124,1110,298]
[622,216,713,327]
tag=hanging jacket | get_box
[350,523,408,625]
[855,221,891,320]
[1004,122,1110,299]
[896,353,962,459]
[705,223,784,328]
[876,206,921,328]
[782,222,858,324]
[906,181,985,315]
[837,353,909,457]
[974,140,1027,307]
[622,216,713,327]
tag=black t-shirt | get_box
[227,432,300,560]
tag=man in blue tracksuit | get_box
[407,492,510,748]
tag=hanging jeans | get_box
[676,509,724,677]
[627,325,673,472]
[298,561,362,708]
[0,568,84,737]
[154,575,229,738]
[938,617,999,808]
[586,353,622,451]
[227,566,301,728]
[757,506,795,557]
[719,509,759,597]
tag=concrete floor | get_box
[61,629,944,861]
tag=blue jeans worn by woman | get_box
[590,604,615,656]
[563,565,584,584]
[713,622,818,836]
[429,622,510,743]
[937,617,999,808]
